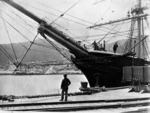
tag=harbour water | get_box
[0,74,88,96]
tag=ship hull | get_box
[72,51,150,87]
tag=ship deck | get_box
[0,87,150,112]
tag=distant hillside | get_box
[0,39,127,65]
[0,39,69,65]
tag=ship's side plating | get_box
[72,51,149,87]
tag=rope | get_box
[1,16,53,51]
[143,40,150,60]
[1,9,34,42]
[3,10,58,51]
[130,36,148,52]
[15,33,39,70]
[0,45,14,64]
[94,7,111,24]
[0,17,31,42]
[50,0,81,25]
[19,42,54,54]
[124,19,136,54]
[142,18,150,60]
[91,20,134,37]
[40,33,72,62]
[97,24,119,43]
[0,10,18,63]
[0,7,73,66]
[36,0,94,25]
[73,29,138,40]
[12,10,37,28]
[17,1,89,27]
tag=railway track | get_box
[0,97,150,111]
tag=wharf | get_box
[0,87,150,112]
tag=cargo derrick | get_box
[2,0,150,87]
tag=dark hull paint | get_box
[72,51,150,87]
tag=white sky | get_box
[0,0,150,44]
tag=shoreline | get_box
[0,73,83,76]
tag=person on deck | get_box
[60,74,71,101]
[113,42,118,53]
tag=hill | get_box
[0,39,68,65]
[0,39,127,66]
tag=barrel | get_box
[123,66,132,81]
[143,66,150,83]
[81,82,88,88]
[133,66,143,82]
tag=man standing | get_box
[60,74,71,101]
[113,42,118,53]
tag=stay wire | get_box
[53,23,81,40]
[5,9,58,51]
[8,0,139,38]
[41,33,72,62]
[35,0,94,25]
[12,11,37,29]
[0,44,14,64]
[97,24,119,43]
[17,41,58,55]
[0,12,58,53]
[2,10,54,50]
[2,2,37,28]
[11,12,57,50]
[17,1,89,27]
[1,8,35,40]
[94,7,111,25]
[15,33,39,71]
[0,27,15,63]
[73,29,138,40]
[0,11,18,63]
[0,18,31,42]
[143,40,150,60]
[124,19,137,54]
[50,0,81,25]
[91,20,133,33]
[142,18,150,59]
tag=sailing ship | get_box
[0,0,150,87]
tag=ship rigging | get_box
[0,0,150,87]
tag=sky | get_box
[0,0,150,45]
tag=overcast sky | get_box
[0,0,149,44]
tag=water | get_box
[0,74,88,96]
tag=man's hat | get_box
[64,74,67,77]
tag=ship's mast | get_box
[89,0,148,58]
[137,0,142,58]
[131,0,145,58]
